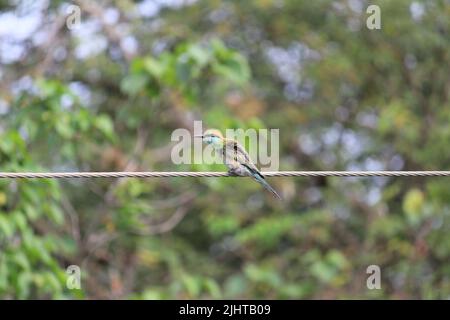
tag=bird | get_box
[195,129,282,199]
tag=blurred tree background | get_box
[0,0,449,299]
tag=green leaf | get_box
[310,260,336,283]
[23,204,40,221]
[13,252,31,270]
[95,115,114,139]
[16,272,32,299]
[55,117,74,139]
[403,189,425,225]
[0,214,14,238]
[204,279,221,298]
[182,274,201,297]
[187,45,210,66]
[326,250,349,269]
[11,211,27,232]
[46,204,64,226]
[212,54,250,84]
[120,74,148,96]
[144,57,165,78]
[43,272,62,293]
[176,57,192,82]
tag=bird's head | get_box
[195,129,224,147]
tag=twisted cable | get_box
[0,171,449,179]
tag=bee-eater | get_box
[195,129,282,199]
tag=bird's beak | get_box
[194,135,204,138]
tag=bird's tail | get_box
[252,172,282,200]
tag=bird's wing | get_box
[224,140,281,199]
[228,140,274,184]
[225,140,260,172]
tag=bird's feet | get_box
[227,168,239,176]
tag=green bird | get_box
[196,129,282,199]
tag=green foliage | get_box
[0,78,113,298]
[120,40,250,102]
